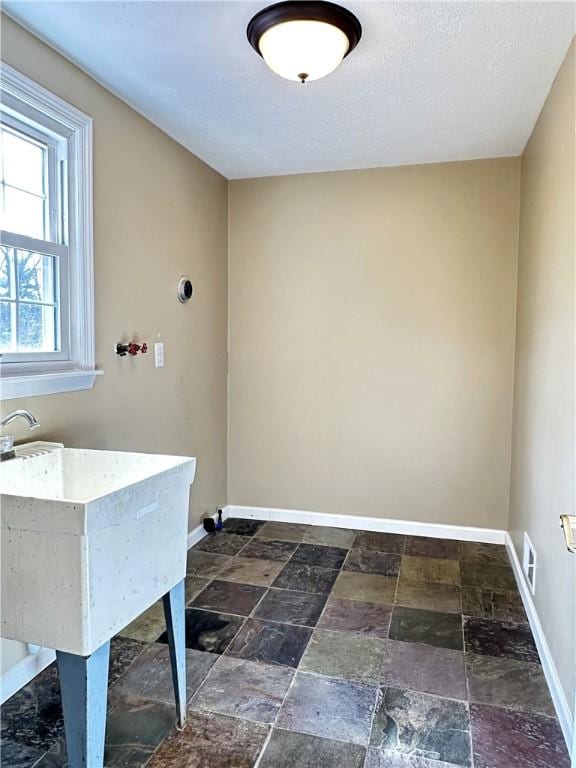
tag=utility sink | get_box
[1,446,196,656]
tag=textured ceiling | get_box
[3,1,574,179]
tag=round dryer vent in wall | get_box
[177,276,193,303]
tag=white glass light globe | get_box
[258,19,350,82]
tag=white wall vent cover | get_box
[522,531,537,595]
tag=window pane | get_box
[1,186,45,239]
[0,300,16,352]
[0,246,15,298]
[2,129,46,195]
[17,302,56,352]
[17,250,55,303]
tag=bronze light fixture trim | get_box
[247,1,362,83]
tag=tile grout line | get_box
[14,529,556,768]
[254,536,372,768]
[24,530,556,767]
[456,559,476,768]
[186,526,262,712]
[304,535,357,629]
[285,538,381,759]
[254,531,370,762]
[152,538,561,765]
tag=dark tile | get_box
[332,572,397,604]
[460,561,516,591]
[400,556,460,585]
[226,618,312,667]
[110,643,217,706]
[238,538,298,561]
[300,629,386,684]
[192,656,293,723]
[461,587,527,623]
[41,696,176,767]
[23,749,67,768]
[256,521,309,542]
[157,608,244,654]
[405,536,459,560]
[466,653,554,716]
[389,606,463,651]
[0,664,64,753]
[222,517,264,536]
[190,580,266,615]
[277,672,377,746]
[254,588,327,626]
[371,687,471,766]
[109,636,146,684]
[464,617,539,663]
[303,526,356,548]
[258,729,366,768]
[217,556,284,586]
[272,562,339,594]
[0,739,46,768]
[381,640,467,699]
[458,542,510,565]
[185,576,211,605]
[186,550,231,577]
[0,637,145,757]
[119,602,166,643]
[353,532,406,554]
[318,597,392,638]
[291,543,348,569]
[395,581,461,614]
[470,703,570,768]
[344,550,401,576]
[103,695,175,766]
[147,710,269,768]
[365,750,459,767]
[194,533,248,556]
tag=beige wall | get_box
[509,41,575,713]
[3,12,573,714]
[228,159,520,528]
[0,16,229,530]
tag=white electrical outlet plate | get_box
[154,342,164,368]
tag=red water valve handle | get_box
[118,341,148,356]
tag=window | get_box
[1,123,66,359]
[0,65,99,399]
[0,65,100,399]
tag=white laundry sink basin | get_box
[1,446,196,656]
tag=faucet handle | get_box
[0,435,14,456]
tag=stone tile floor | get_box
[1,519,570,768]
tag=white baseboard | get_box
[224,505,571,750]
[187,509,224,549]
[505,533,573,750]
[224,504,506,544]
[0,646,55,704]
[187,520,209,549]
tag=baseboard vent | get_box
[522,531,537,595]
[506,533,572,750]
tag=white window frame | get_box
[0,64,102,399]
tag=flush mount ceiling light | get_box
[247,1,362,83]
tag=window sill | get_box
[0,369,103,400]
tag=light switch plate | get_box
[154,342,164,368]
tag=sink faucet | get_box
[1,409,41,431]
[0,409,40,459]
